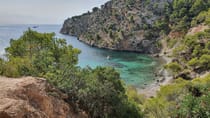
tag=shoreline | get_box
[137,54,173,98]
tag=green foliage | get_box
[143,97,169,118]
[0,29,142,118]
[1,1,210,116]
[169,0,210,31]
[126,0,135,6]
[3,57,31,77]
[145,0,150,5]
[199,54,210,69]
[68,67,143,118]
[1,29,80,77]
[129,15,134,23]
[188,57,199,67]
[171,29,210,74]
[154,19,170,34]
[165,62,182,75]
[0,58,4,75]
[85,33,94,41]
[140,0,210,38]
[166,38,178,48]
[143,75,210,117]
[173,75,210,117]
[126,86,146,105]
[144,79,189,117]
[155,40,162,49]
[175,93,210,117]
[109,31,113,38]
[158,78,188,101]
[96,34,101,40]
[92,7,99,12]
[46,66,143,118]
[142,24,149,30]
[191,8,210,26]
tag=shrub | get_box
[165,62,182,75]
[0,29,143,118]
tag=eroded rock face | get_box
[61,0,172,54]
[0,77,87,118]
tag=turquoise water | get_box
[0,25,160,87]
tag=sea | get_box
[0,24,161,88]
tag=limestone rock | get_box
[61,0,173,54]
[0,77,87,118]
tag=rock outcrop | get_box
[61,0,173,54]
[0,77,87,118]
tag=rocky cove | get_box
[60,0,175,96]
[1,0,210,117]
[0,25,163,88]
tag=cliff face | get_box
[61,0,172,54]
[0,77,87,118]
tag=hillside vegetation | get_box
[62,0,210,117]
[0,0,210,118]
[0,29,142,118]
[61,0,210,53]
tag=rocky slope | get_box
[0,77,87,118]
[61,0,173,53]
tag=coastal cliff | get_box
[61,0,173,53]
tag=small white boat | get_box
[107,55,110,60]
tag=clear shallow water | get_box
[0,25,160,87]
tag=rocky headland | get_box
[60,0,210,97]
[61,0,173,54]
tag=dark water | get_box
[0,24,160,87]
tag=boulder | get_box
[0,77,87,118]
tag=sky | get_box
[0,0,109,25]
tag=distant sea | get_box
[0,24,161,88]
